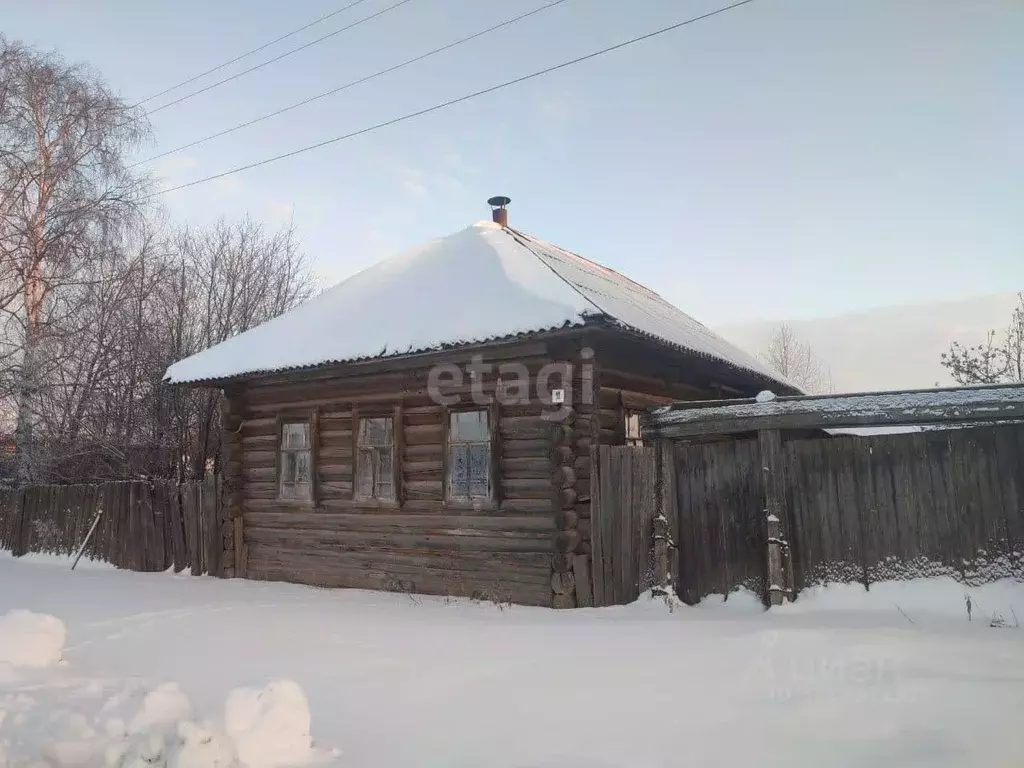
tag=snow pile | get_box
[1,678,318,767]
[0,610,65,667]
[755,389,777,403]
[128,682,193,734]
[225,680,313,768]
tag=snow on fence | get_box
[783,424,1024,590]
[0,478,222,575]
[664,422,1024,604]
[588,420,1024,608]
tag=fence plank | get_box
[169,485,186,572]
[590,446,606,606]
[994,426,1022,552]
[187,483,202,576]
[204,475,219,576]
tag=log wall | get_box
[229,342,577,606]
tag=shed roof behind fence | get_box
[646,383,1024,438]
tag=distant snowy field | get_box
[1,554,1022,767]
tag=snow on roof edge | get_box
[163,320,588,385]
[165,315,792,390]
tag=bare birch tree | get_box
[941,293,1024,385]
[0,35,151,481]
[762,323,832,394]
[0,38,317,485]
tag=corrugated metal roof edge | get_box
[163,320,588,386]
[602,319,801,395]
[166,314,796,393]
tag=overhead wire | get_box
[142,0,416,117]
[131,0,570,168]
[146,0,760,199]
[131,0,375,107]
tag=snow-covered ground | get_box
[1,554,1023,767]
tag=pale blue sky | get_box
[5,0,1022,325]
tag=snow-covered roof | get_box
[164,221,789,386]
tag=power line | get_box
[132,0,374,107]
[147,0,760,199]
[143,0,416,117]
[132,0,571,168]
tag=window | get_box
[278,421,312,501]
[356,416,395,500]
[625,411,643,446]
[447,410,491,500]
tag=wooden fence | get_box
[589,422,1024,607]
[673,439,767,604]
[0,478,222,575]
[785,424,1024,591]
[589,446,658,606]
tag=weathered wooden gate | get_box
[589,445,658,607]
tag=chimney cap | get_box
[487,195,511,208]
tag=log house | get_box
[168,199,795,607]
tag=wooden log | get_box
[501,479,551,500]
[500,416,549,439]
[247,543,552,578]
[552,552,574,572]
[242,526,553,553]
[551,569,575,595]
[549,424,574,448]
[550,445,575,466]
[501,457,551,477]
[555,529,581,553]
[551,487,578,509]
[551,592,576,609]
[552,465,576,489]
[404,423,443,446]
[553,409,576,427]
[503,438,550,458]
[243,511,557,533]
[572,554,593,607]
[555,508,580,531]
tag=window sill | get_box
[274,498,316,508]
[443,499,498,513]
[352,498,401,511]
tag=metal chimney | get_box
[488,196,511,227]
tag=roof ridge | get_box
[509,226,664,302]
[503,227,607,319]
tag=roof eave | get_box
[163,324,592,388]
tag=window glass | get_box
[357,416,395,500]
[278,419,312,501]
[448,410,491,500]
